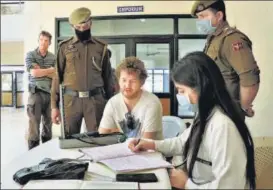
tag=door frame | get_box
[101,36,176,115]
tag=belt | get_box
[35,88,50,94]
[64,87,103,98]
[29,85,49,94]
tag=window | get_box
[177,39,206,117]
[108,44,126,69]
[0,1,24,15]
[16,72,24,91]
[136,43,170,93]
[59,18,174,37]
[179,18,207,35]
[179,39,206,58]
[1,73,12,91]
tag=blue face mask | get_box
[196,19,216,34]
[176,94,198,113]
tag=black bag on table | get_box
[13,158,89,185]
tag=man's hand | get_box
[30,63,40,77]
[46,67,55,78]
[30,67,55,78]
[169,168,188,189]
[32,63,40,69]
[51,108,60,124]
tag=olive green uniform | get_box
[51,8,114,135]
[191,1,260,118]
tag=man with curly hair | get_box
[98,56,163,140]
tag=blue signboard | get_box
[117,6,144,13]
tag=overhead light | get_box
[140,19,146,22]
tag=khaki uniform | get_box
[51,36,114,135]
[191,1,260,118]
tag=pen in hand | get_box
[130,138,141,152]
[135,138,141,146]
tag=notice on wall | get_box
[117,6,144,13]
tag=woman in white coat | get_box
[128,51,256,189]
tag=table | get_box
[1,138,171,189]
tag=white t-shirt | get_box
[99,90,163,140]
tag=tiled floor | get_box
[0,107,61,178]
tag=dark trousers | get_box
[63,93,106,136]
[27,91,52,149]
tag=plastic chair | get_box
[162,116,187,168]
[162,116,187,139]
[253,136,273,189]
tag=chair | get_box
[162,116,187,168]
[162,116,187,139]
[253,136,273,189]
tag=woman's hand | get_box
[128,138,155,152]
[169,168,188,189]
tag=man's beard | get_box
[121,89,142,100]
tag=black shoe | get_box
[41,136,51,143]
[28,140,39,150]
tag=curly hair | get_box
[115,56,148,84]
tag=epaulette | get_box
[221,26,252,49]
[224,27,250,41]
[58,37,73,47]
[224,27,238,36]
[92,37,108,46]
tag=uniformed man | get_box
[108,49,120,94]
[51,7,114,135]
[191,0,260,119]
[26,30,56,150]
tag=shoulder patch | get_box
[92,37,107,46]
[232,41,244,51]
[58,37,73,47]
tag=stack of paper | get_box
[79,142,172,173]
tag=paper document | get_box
[79,142,172,173]
[100,154,172,173]
[79,142,135,162]
[23,180,138,189]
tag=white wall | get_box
[23,1,273,137]
[225,2,273,137]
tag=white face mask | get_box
[176,94,198,113]
[196,19,216,34]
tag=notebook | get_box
[79,142,172,173]
[23,180,138,189]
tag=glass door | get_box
[101,37,175,115]
[1,72,13,107]
[134,37,174,115]
[101,38,132,69]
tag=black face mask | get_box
[75,29,91,42]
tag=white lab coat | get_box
[154,107,248,189]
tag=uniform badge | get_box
[67,44,76,50]
[232,41,243,51]
[66,44,78,53]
